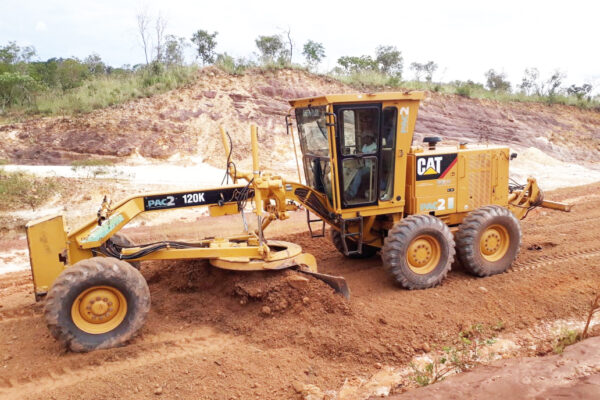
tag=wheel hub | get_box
[480,225,509,262]
[72,286,127,334]
[406,235,441,274]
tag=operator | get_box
[347,133,377,200]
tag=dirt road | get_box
[1,183,599,399]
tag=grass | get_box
[2,65,198,118]
[70,159,114,168]
[0,168,59,210]
[553,328,581,354]
[327,70,600,110]
[214,62,600,110]
[410,323,496,387]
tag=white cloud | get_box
[35,21,47,32]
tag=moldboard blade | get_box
[297,270,351,300]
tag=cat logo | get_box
[416,154,458,181]
[418,156,443,175]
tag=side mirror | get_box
[510,153,518,160]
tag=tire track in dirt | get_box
[524,214,600,234]
[511,247,600,273]
[0,306,40,324]
[0,327,238,400]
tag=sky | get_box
[1,0,598,92]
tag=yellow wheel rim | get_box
[71,286,127,334]
[479,224,510,262]
[406,235,441,274]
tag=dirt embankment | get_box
[1,182,600,399]
[1,67,599,171]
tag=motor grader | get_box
[26,91,571,352]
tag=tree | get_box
[566,83,593,100]
[84,53,106,75]
[136,9,152,64]
[546,70,565,98]
[0,72,40,109]
[0,42,20,65]
[282,27,293,64]
[302,40,325,69]
[154,13,168,62]
[519,68,541,96]
[191,30,218,65]
[375,45,403,77]
[337,55,377,73]
[255,35,285,64]
[0,42,36,65]
[164,35,187,66]
[423,61,438,82]
[484,69,511,92]
[55,58,89,90]
[411,61,437,82]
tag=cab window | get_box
[340,109,378,155]
[337,106,380,206]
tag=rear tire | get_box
[44,257,150,352]
[455,205,522,277]
[330,229,378,259]
[382,215,455,289]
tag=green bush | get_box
[215,53,253,75]
[0,72,41,109]
[0,168,59,210]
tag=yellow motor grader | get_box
[26,91,571,351]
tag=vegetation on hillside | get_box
[0,168,60,210]
[1,12,598,119]
[0,42,196,119]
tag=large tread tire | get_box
[103,233,141,270]
[330,229,378,259]
[44,257,150,352]
[455,205,522,277]
[382,215,455,289]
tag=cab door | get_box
[334,104,381,209]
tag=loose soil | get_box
[1,182,600,399]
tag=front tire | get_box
[382,215,455,289]
[44,257,150,352]
[455,205,522,277]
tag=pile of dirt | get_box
[150,260,351,317]
[1,67,598,172]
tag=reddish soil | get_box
[1,67,598,170]
[391,336,600,399]
[1,182,600,399]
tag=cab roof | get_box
[288,91,425,108]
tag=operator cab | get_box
[291,92,424,213]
